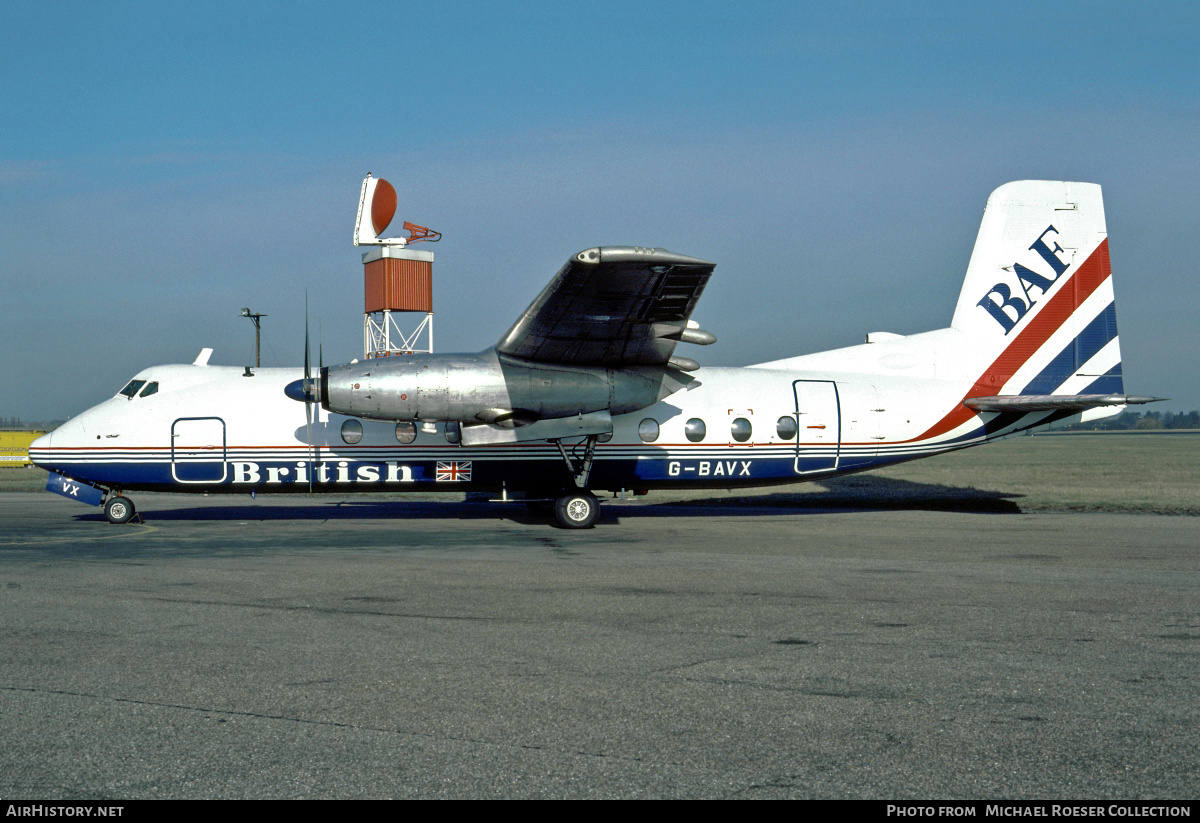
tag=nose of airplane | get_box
[28,430,52,467]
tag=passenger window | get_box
[395,422,417,444]
[776,416,798,440]
[731,417,751,442]
[445,422,461,444]
[638,419,659,443]
[685,418,706,442]
[340,419,363,445]
[139,382,159,398]
[119,380,146,398]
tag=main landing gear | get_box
[545,434,602,529]
[554,490,599,529]
[103,495,137,524]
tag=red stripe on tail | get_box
[915,238,1112,441]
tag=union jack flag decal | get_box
[436,461,472,482]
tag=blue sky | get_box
[3,1,1198,418]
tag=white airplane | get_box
[31,180,1158,528]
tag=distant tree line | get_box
[1055,409,1200,431]
[0,417,65,431]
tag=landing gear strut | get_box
[549,434,601,529]
[553,434,599,490]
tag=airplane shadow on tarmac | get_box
[659,474,1024,515]
[71,475,1023,527]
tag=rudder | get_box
[950,181,1123,400]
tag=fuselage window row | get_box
[335,413,804,447]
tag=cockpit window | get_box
[139,382,159,398]
[119,380,146,398]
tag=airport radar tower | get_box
[353,174,441,358]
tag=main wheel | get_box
[554,491,599,529]
[104,495,136,524]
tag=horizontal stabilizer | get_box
[963,394,1163,412]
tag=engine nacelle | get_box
[307,349,691,425]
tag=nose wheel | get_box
[104,495,136,524]
[554,490,598,529]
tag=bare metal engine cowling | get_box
[317,348,690,426]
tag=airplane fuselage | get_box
[30,332,1069,498]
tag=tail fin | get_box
[950,181,1124,409]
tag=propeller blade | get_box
[305,293,314,493]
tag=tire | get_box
[554,491,598,529]
[104,495,135,524]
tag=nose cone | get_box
[28,430,53,467]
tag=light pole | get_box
[240,308,267,368]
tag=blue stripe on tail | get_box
[1019,302,1119,394]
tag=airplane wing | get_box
[496,247,716,368]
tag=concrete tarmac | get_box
[0,492,1196,799]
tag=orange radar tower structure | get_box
[353,173,441,358]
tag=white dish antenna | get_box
[354,174,407,246]
[353,173,441,246]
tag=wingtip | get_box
[574,246,715,267]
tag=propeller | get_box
[304,298,314,493]
[283,294,318,492]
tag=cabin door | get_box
[171,417,228,483]
[792,380,841,474]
